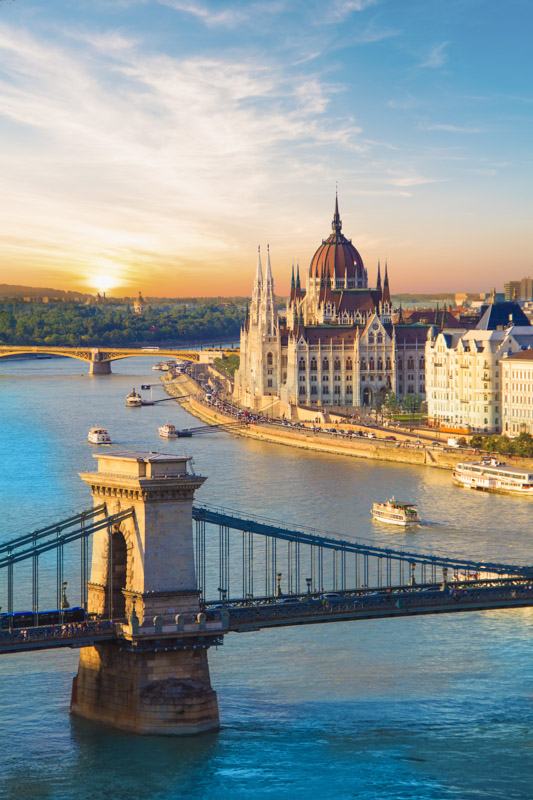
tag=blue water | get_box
[1,357,533,800]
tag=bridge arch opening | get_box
[109,527,128,621]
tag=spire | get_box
[291,263,295,290]
[376,260,382,291]
[382,261,391,305]
[255,245,263,286]
[296,263,300,289]
[265,243,273,286]
[332,191,342,234]
[398,303,404,324]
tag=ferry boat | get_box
[371,497,421,526]
[158,423,178,438]
[125,388,142,408]
[87,427,111,445]
[452,459,533,495]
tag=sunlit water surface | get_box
[1,357,533,800]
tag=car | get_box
[278,597,300,604]
[414,439,422,445]
[366,432,376,439]
[354,430,363,437]
[320,593,342,601]
[385,435,396,441]
[431,441,441,447]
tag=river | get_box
[0,356,532,800]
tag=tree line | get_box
[0,302,245,347]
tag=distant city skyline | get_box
[0,0,531,297]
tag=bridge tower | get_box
[70,451,219,735]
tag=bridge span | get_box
[0,344,238,373]
[1,450,532,735]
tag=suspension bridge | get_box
[1,450,532,735]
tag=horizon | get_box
[0,1,531,297]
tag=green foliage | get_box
[469,432,533,459]
[0,302,245,346]
[384,391,399,413]
[213,354,240,378]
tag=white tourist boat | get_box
[87,427,111,445]
[152,362,164,371]
[158,423,178,438]
[452,459,533,495]
[371,497,421,526]
[125,388,142,408]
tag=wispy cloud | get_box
[0,22,372,289]
[328,0,379,21]
[419,41,450,69]
[421,123,482,134]
[158,0,283,29]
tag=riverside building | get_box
[233,198,429,415]
[501,350,533,436]
[425,303,533,433]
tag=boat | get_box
[158,423,178,438]
[452,459,533,495]
[125,388,142,408]
[87,427,111,444]
[152,362,164,371]
[371,497,421,526]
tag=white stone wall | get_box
[502,357,533,435]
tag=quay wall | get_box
[163,377,464,471]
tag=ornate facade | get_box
[234,199,428,413]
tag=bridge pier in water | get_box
[70,451,220,735]
[89,350,111,375]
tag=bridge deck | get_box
[2,582,532,654]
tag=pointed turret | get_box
[376,260,382,291]
[382,262,391,305]
[250,245,263,325]
[332,191,342,234]
[296,263,301,289]
[259,243,278,336]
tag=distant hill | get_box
[0,284,91,300]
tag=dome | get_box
[309,198,366,284]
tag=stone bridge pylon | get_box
[70,451,220,735]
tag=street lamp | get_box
[276,572,283,597]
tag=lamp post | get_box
[276,572,283,598]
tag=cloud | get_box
[421,123,481,134]
[419,41,449,69]
[0,22,373,288]
[158,0,284,29]
[328,0,379,21]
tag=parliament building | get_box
[233,198,428,414]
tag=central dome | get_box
[309,198,366,286]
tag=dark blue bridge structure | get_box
[1,502,532,654]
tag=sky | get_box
[0,0,531,297]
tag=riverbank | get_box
[162,376,470,470]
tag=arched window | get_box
[267,379,272,387]
[377,358,383,371]
[346,358,353,370]
[322,359,329,370]
[361,359,367,371]
[267,352,273,366]
[369,358,375,371]
[386,358,392,370]
[299,359,306,371]
[377,334,383,344]
[310,359,317,371]
[368,333,374,344]
[398,359,403,370]
[334,359,341,371]
[407,357,414,370]
[419,357,425,369]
